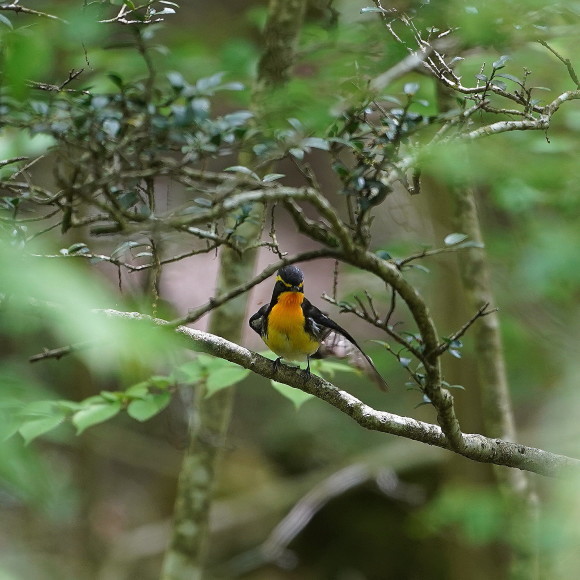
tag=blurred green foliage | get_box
[0,1,579,579]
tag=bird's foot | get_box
[303,358,312,380]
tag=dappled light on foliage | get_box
[0,1,580,579]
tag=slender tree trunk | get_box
[160,2,308,579]
[431,79,539,579]
[452,185,539,580]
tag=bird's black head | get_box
[275,265,304,293]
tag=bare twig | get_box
[0,2,64,21]
[538,40,580,88]
[170,249,340,327]
[0,156,28,168]
[385,285,397,326]
[396,243,483,269]
[431,302,496,357]
[268,203,285,259]
[320,292,423,361]
[29,341,94,362]
[29,69,87,93]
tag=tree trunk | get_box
[160,1,308,578]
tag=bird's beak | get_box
[291,285,302,292]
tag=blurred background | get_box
[1,1,580,579]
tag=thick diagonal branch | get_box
[99,309,578,478]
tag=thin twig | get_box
[268,203,285,259]
[29,341,94,363]
[0,156,28,168]
[385,285,397,326]
[431,302,496,357]
[169,249,341,328]
[538,40,580,88]
[0,2,64,21]
[321,292,423,361]
[396,243,483,269]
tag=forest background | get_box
[1,1,580,579]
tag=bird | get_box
[249,265,388,390]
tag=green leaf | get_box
[72,402,122,435]
[375,249,392,260]
[167,71,186,89]
[360,6,387,13]
[108,73,124,89]
[223,110,253,125]
[404,82,420,96]
[287,117,303,131]
[146,375,173,389]
[206,364,250,396]
[289,147,304,160]
[444,232,469,246]
[0,14,13,29]
[382,95,402,105]
[127,391,172,422]
[0,418,20,442]
[67,242,90,255]
[455,240,484,249]
[408,264,430,273]
[495,73,523,86]
[193,197,212,208]
[221,81,245,91]
[196,72,225,93]
[21,400,57,415]
[301,137,329,151]
[270,380,314,409]
[492,55,510,70]
[19,415,64,445]
[178,359,206,383]
[125,381,150,398]
[224,165,260,181]
[313,359,357,377]
[110,240,143,259]
[262,173,285,183]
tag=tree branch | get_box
[102,309,580,478]
[168,249,340,327]
[0,2,63,21]
[29,340,94,362]
[178,328,578,478]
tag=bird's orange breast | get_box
[264,292,320,361]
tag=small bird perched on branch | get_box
[249,265,388,390]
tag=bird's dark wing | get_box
[302,299,389,391]
[249,304,269,336]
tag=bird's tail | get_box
[314,331,389,391]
